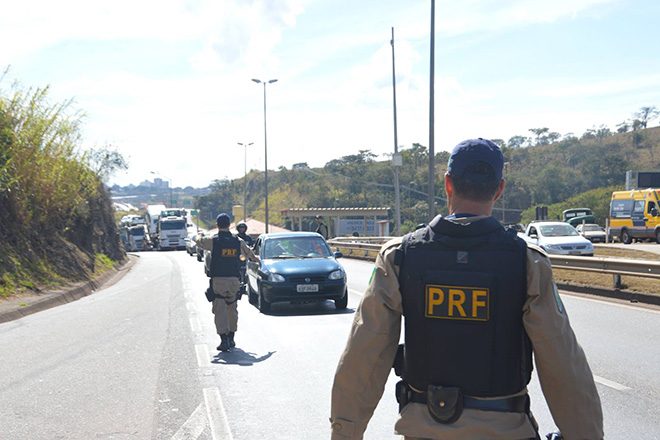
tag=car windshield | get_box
[263,236,332,259]
[582,225,603,232]
[160,220,186,230]
[539,224,579,237]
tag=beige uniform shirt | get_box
[330,237,603,440]
[196,232,258,263]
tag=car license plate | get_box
[569,251,581,255]
[297,284,319,293]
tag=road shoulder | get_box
[0,255,138,324]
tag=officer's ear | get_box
[444,173,454,199]
[493,179,506,202]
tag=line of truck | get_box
[120,204,191,251]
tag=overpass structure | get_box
[281,207,390,238]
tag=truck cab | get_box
[156,216,188,250]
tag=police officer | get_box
[197,213,257,352]
[236,221,254,247]
[315,215,329,239]
[330,138,603,439]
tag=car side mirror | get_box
[652,208,659,217]
[334,251,343,259]
[529,233,538,239]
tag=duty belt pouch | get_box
[205,279,215,302]
[426,385,463,424]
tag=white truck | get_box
[156,214,188,250]
[145,204,167,245]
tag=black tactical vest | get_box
[398,215,532,397]
[210,231,241,277]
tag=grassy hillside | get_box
[0,84,124,298]
[196,125,659,230]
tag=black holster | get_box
[205,279,215,302]
[393,344,405,377]
[426,384,463,424]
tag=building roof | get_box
[229,218,290,236]
[281,207,390,216]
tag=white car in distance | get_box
[575,223,607,243]
[520,221,594,256]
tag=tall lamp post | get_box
[252,78,278,233]
[237,142,253,221]
[390,27,402,235]
[427,0,436,218]
[150,171,173,206]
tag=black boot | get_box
[217,334,230,352]
[228,332,236,348]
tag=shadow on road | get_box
[264,300,356,317]
[212,348,276,366]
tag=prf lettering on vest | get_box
[221,249,238,257]
[425,284,489,321]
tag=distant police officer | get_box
[197,213,257,352]
[330,138,603,439]
[236,221,254,247]
[315,215,329,239]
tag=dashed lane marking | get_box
[195,344,210,368]
[189,316,201,333]
[593,375,631,391]
[170,403,206,440]
[204,387,233,440]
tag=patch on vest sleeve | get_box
[425,284,490,321]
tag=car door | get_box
[247,238,262,292]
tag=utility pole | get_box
[390,27,402,235]
[252,78,278,233]
[427,0,436,218]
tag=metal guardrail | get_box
[328,238,660,282]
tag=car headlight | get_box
[328,269,344,280]
[268,273,285,283]
[542,244,559,250]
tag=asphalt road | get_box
[596,242,660,255]
[0,252,658,439]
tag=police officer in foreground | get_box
[197,213,257,352]
[330,138,603,439]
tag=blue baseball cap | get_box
[447,138,504,182]
[216,213,231,228]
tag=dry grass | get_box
[553,247,660,295]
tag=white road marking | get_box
[349,288,364,297]
[186,302,195,312]
[189,316,201,333]
[170,403,206,440]
[593,375,631,391]
[561,292,660,314]
[204,387,233,440]
[195,344,210,368]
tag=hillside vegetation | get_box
[197,112,660,231]
[0,83,123,298]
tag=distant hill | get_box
[191,125,660,233]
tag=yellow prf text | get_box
[425,285,489,321]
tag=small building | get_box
[281,207,390,238]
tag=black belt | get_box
[409,388,528,413]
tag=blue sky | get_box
[2,0,659,188]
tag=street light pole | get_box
[390,27,402,235]
[427,0,436,218]
[252,78,278,233]
[237,142,254,221]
